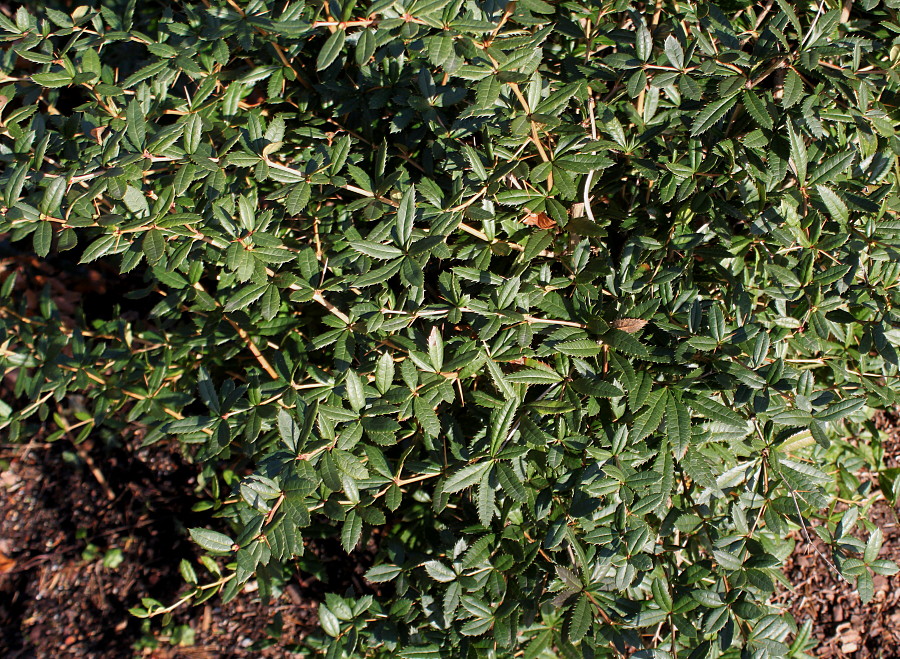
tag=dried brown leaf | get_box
[610,318,648,333]
[522,212,556,230]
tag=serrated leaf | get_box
[864,527,883,564]
[689,395,745,427]
[341,511,362,552]
[810,151,855,186]
[260,284,280,320]
[496,462,527,502]
[556,339,602,357]
[635,25,652,61]
[277,408,301,452]
[632,388,667,441]
[365,564,403,582]
[476,469,495,526]
[742,90,773,129]
[604,329,650,358]
[79,234,117,263]
[490,399,518,456]
[444,461,492,493]
[815,186,849,223]
[505,368,563,384]
[664,35,684,69]
[782,68,804,108]
[787,121,808,184]
[414,396,442,438]
[33,221,52,258]
[31,71,72,87]
[424,560,456,582]
[344,370,365,412]
[317,29,346,70]
[396,185,415,246]
[567,595,591,643]
[126,99,146,148]
[690,94,739,136]
[198,366,219,414]
[375,352,395,394]
[815,397,865,424]
[189,528,234,553]
[142,228,166,265]
[39,176,66,216]
[666,393,691,458]
[224,282,267,312]
[183,113,203,154]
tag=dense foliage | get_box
[2,0,900,656]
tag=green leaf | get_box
[317,29,346,70]
[505,368,562,384]
[79,234,117,263]
[664,35,684,69]
[126,99,146,148]
[603,329,650,358]
[344,370,366,412]
[864,527,883,564]
[632,388,667,441]
[341,510,362,551]
[375,352,395,394]
[31,71,72,87]
[396,185,415,246]
[567,595,591,643]
[490,399,518,456]
[224,282,268,312]
[556,339,602,357]
[260,284,280,321]
[809,151,855,186]
[742,90,772,129]
[782,68,804,108]
[183,113,203,154]
[666,393,691,458]
[365,564,403,582]
[815,397,865,424]
[689,395,745,426]
[477,469,495,526]
[39,176,66,216]
[787,121,808,184]
[496,462,527,502]
[142,228,166,265]
[424,560,456,582]
[33,221,52,258]
[189,528,234,553]
[815,186,849,223]
[444,461,492,493]
[690,94,739,136]
[635,25,652,61]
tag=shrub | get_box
[2,0,899,656]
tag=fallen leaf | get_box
[522,212,556,230]
[611,318,648,333]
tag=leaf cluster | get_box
[1,0,900,656]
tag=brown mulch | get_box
[0,435,325,658]
[779,411,900,659]
[0,242,392,658]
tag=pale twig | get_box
[583,94,598,225]
[769,456,849,583]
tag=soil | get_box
[5,426,900,659]
[0,433,380,658]
[777,411,900,659]
[0,244,383,658]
